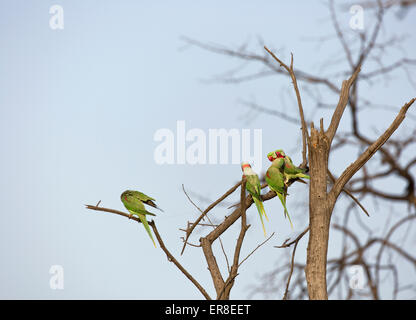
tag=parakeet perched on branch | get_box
[241,162,269,236]
[265,157,293,228]
[267,149,310,184]
[120,190,160,247]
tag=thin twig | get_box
[182,184,231,273]
[327,169,370,217]
[264,46,309,167]
[331,97,416,198]
[238,232,275,267]
[85,203,211,300]
[85,204,142,223]
[181,182,241,255]
[326,66,362,145]
[283,236,301,300]
[275,227,310,248]
[149,221,212,300]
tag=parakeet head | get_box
[241,162,252,172]
[267,151,276,162]
[267,149,285,162]
[275,149,285,158]
[121,190,134,202]
[241,162,256,176]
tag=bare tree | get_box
[178,1,416,299]
[86,1,416,300]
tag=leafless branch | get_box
[331,97,416,199]
[264,46,309,167]
[85,203,212,300]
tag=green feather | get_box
[283,155,310,182]
[244,168,269,236]
[130,210,156,248]
[121,190,157,247]
[265,158,293,229]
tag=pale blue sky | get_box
[0,0,415,299]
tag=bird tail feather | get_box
[253,197,267,237]
[276,192,293,229]
[137,213,157,248]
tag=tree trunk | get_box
[305,122,333,300]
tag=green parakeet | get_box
[267,149,310,184]
[241,162,269,236]
[120,190,160,247]
[265,157,293,228]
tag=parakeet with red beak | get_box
[121,190,162,247]
[241,162,269,236]
[267,149,310,184]
[265,157,293,228]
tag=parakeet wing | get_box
[266,164,293,228]
[130,191,155,202]
[122,196,156,216]
[284,156,309,175]
[246,175,260,196]
[131,191,164,212]
[265,167,286,194]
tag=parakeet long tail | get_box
[132,211,157,248]
[253,197,267,236]
[276,192,293,229]
[254,194,269,221]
